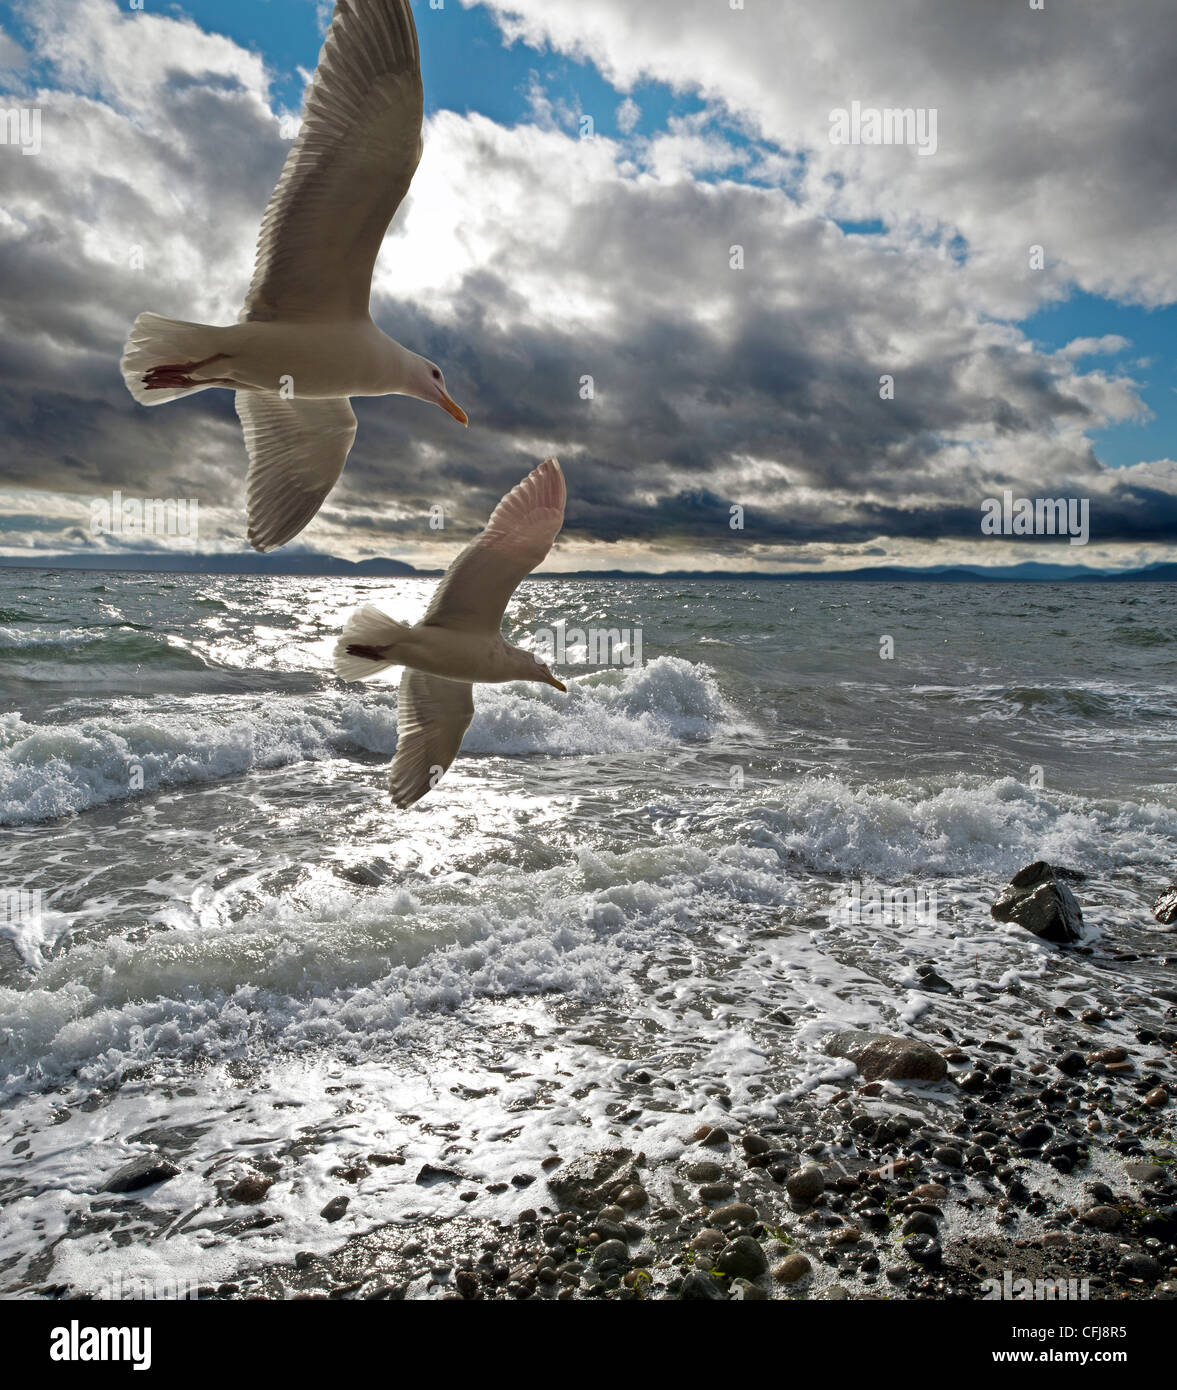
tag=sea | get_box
[1,570,1175,1297]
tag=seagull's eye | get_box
[432,369,442,381]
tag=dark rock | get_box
[320,1196,349,1222]
[1118,1253,1161,1283]
[103,1155,181,1194]
[680,1271,727,1301]
[592,1217,629,1243]
[1141,1207,1177,1241]
[416,1164,462,1186]
[228,1175,273,1204]
[903,1234,942,1267]
[785,1166,826,1203]
[696,1126,729,1147]
[709,1201,758,1226]
[823,1031,948,1083]
[715,1235,768,1279]
[1056,1051,1086,1076]
[1016,1122,1054,1150]
[915,965,955,994]
[990,862,1083,943]
[592,1239,628,1267]
[901,1212,938,1237]
[547,1149,641,1209]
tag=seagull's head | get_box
[411,356,468,427]
[518,649,567,693]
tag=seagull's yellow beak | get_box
[546,674,568,693]
[438,391,469,427]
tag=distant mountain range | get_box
[1,553,1175,582]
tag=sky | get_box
[0,0,1175,573]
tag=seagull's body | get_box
[119,0,467,553]
[334,458,568,808]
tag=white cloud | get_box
[469,0,1177,310]
[1058,335,1131,360]
[616,95,640,134]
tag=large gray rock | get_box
[547,1149,642,1209]
[1152,885,1177,926]
[823,1030,947,1083]
[103,1154,181,1194]
[990,861,1084,943]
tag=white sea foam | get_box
[5,769,1173,1101]
[0,836,789,1099]
[738,775,1177,879]
[0,657,730,826]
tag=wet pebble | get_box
[772,1253,811,1283]
[785,1165,825,1203]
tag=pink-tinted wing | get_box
[423,458,566,633]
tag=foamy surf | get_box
[0,657,732,826]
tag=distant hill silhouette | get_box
[1,554,1175,582]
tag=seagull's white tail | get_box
[120,312,229,406]
[333,604,412,682]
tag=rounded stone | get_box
[1079,1205,1122,1231]
[772,1253,812,1283]
[616,1184,648,1211]
[684,1161,724,1182]
[715,1235,769,1280]
[592,1239,628,1266]
[785,1165,825,1203]
[708,1201,758,1226]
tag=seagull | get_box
[334,458,568,808]
[119,0,467,553]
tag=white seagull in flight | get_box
[120,0,467,553]
[334,458,568,808]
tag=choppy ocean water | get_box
[1,570,1175,1296]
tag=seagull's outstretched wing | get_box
[423,458,566,633]
[236,392,357,552]
[242,0,423,323]
[389,670,475,809]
